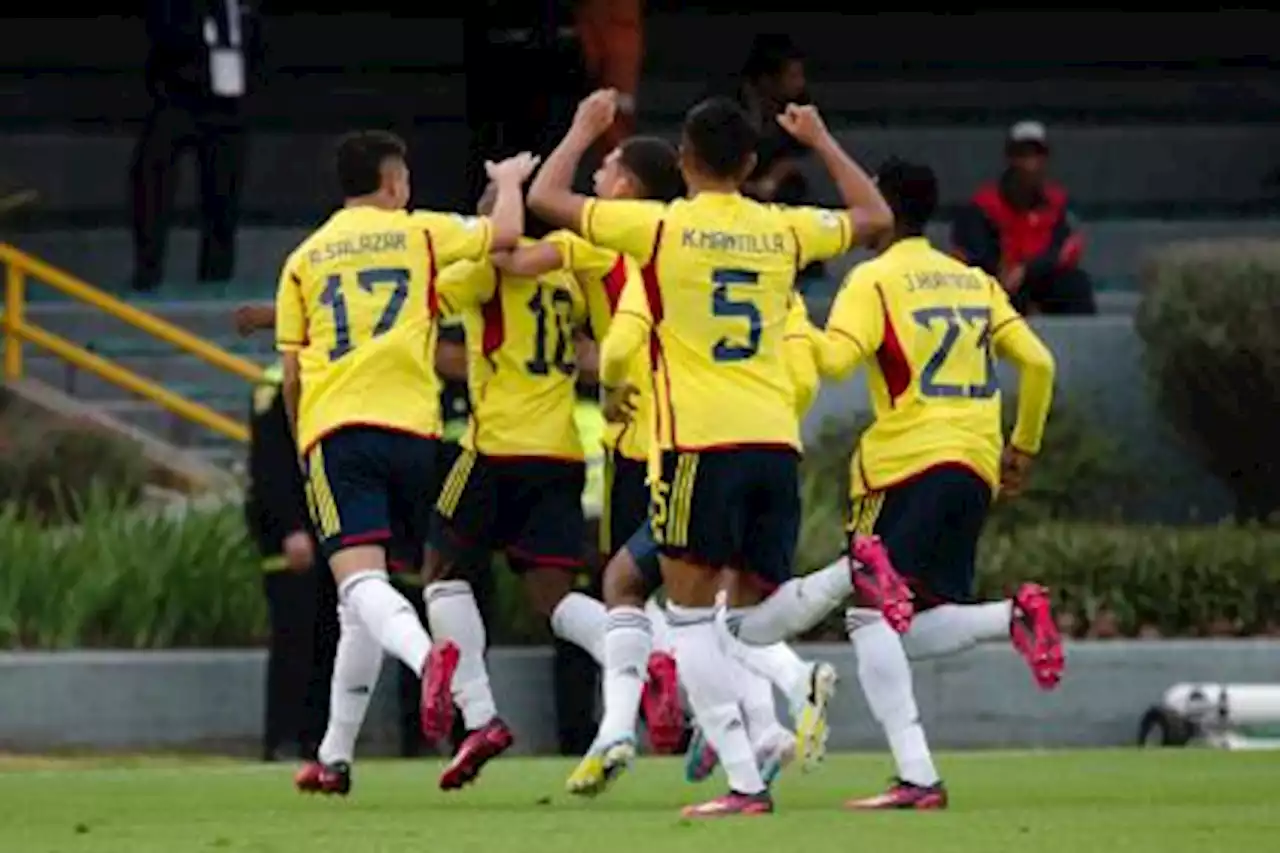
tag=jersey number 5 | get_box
[711,268,762,362]
[912,306,997,399]
[321,267,410,361]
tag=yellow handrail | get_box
[0,243,262,443]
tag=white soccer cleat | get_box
[796,661,838,772]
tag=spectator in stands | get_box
[131,0,256,292]
[737,34,823,278]
[738,34,811,208]
[575,0,643,150]
[246,360,337,763]
[952,121,1096,315]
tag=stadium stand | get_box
[3,10,1278,466]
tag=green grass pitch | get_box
[3,750,1276,853]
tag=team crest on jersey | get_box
[453,214,481,230]
[818,211,841,229]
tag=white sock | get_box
[424,580,496,730]
[645,596,673,654]
[669,606,765,796]
[901,601,1012,659]
[732,656,790,753]
[594,605,651,748]
[317,602,384,765]
[728,637,812,718]
[849,612,939,786]
[733,558,851,645]
[550,591,608,665]
[338,570,430,673]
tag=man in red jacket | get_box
[952,121,1096,315]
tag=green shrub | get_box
[1136,240,1280,522]
[976,522,1280,639]
[0,393,149,522]
[795,399,1136,570]
[0,491,264,649]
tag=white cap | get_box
[1007,120,1048,147]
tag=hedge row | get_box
[2,494,1278,649]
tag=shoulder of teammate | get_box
[407,209,494,266]
[274,245,310,352]
[580,198,667,262]
[436,258,497,316]
[776,204,855,268]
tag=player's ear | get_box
[739,151,759,185]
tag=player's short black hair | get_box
[682,97,758,181]
[334,130,407,198]
[742,33,803,81]
[617,136,685,202]
[877,157,938,236]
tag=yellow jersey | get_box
[436,239,589,459]
[275,205,493,453]
[583,192,854,451]
[541,230,653,463]
[814,237,1055,497]
[783,294,819,421]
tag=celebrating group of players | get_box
[272,87,1065,818]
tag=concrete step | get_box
[98,398,245,450]
[23,353,255,403]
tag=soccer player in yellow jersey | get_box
[275,130,537,796]
[810,159,1062,811]
[530,89,900,817]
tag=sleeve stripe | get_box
[839,212,852,252]
[583,200,598,242]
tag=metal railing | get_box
[0,244,264,443]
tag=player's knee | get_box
[520,565,576,618]
[602,552,646,608]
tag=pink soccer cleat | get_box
[846,778,948,811]
[641,651,683,754]
[681,790,774,818]
[850,535,915,634]
[438,718,514,790]
[420,641,460,743]
[1010,583,1065,690]
[294,760,351,797]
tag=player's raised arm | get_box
[989,279,1056,457]
[484,152,541,251]
[777,104,892,247]
[528,89,620,231]
[812,265,884,380]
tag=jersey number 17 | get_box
[320,267,411,361]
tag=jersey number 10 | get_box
[320,267,411,361]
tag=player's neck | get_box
[686,179,740,197]
[343,193,399,211]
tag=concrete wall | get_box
[805,315,1235,523]
[3,641,1274,755]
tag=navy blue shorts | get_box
[434,448,586,572]
[848,464,992,606]
[652,446,800,588]
[602,450,649,558]
[621,519,663,596]
[303,427,440,562]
